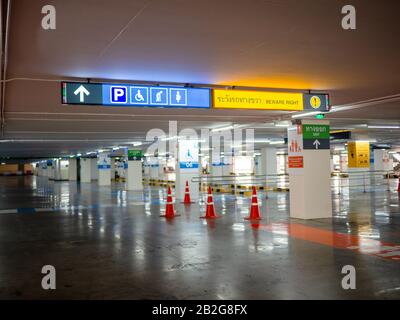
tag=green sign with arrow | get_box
[302,124,330,150]
[128,150,143,161]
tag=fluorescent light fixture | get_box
[334,146,345,151]
[274,121,290,127]
[210,124,247,133]
[97,149,105,153]
[211,125,234,133]
[76,153,82,157]
[132,142,142,146]
[161,136,177,141]
[112,147,120,151]
[251,139,271,144]
[177,137,205,142]
[292,111,322,119]
[270,140,285,145]
[368,125,400,129]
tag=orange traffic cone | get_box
[182,181,194,204]
[245,186,262,220]
[161,185,180,218]
[200,186,220,219]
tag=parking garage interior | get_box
[0,0,399,304]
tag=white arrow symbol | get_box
[74,85,90,102]
[313,139,321,149]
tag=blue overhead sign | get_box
[62,82,211,109]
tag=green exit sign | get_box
[302,124,330,139]
[128,150,143,161]
[315,114,325,119]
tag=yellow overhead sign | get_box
[213,89,303,111]
[348,141,370,168]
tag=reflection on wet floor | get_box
[0,176,399,299]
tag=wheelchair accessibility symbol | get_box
[130,86,149,104]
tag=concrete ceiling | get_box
[1,0,400,158]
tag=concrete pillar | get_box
[48,160,55,180]
[144,159,150,177]
[53,159,68,181]
[373,149,391,172]
[121,151,129,179]
[110,158,116,180]
[68,158,77,181]
[255,155,262,175]
[97,152,111,186]
[260,147,277,176]
[222,156,233,176]
[40,162,48,177]
[158,158,166,181]
[287,120,332,219]
[339,153,348,172]
[126,160,143,191]
[175,140,199,201]
[53,160,61,180]
[90,158,98,181]
[211,153,223,177]
[80,158,92,183]
[149,157,159,179]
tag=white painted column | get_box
[287,120,332,219]
[175,140,199,201]
[91,158,98,181]
[48,160,55,180]
[260,147,277,176]
[149,157,159,180]
[110,158,116,180]
[54,159,68,181]
[372,148,391,186]
[68,158,77,181]
[80,158,92,183]
[126,161,143,191]
[222,156,233,176]
[158,158,166,181]
[339,153,348,172]
[211,153,223,177]
[40,162,48,177]
[122,153,128,179]
[53,160,61,180]
[98,152,111,186]
[144,159,150,177]
[373,149,391,172]
[255,155,262,175]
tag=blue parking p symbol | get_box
[110,86,127,104]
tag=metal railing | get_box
[192,173,290,198]
[190,170,398,197]
[331,170,396,194]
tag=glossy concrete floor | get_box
[0,176,399,299]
